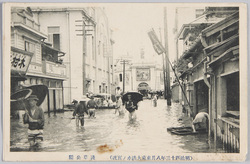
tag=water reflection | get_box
[10,99,225,153]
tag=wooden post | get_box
[47,90,50,117]
[159,28,167,100]
[164,7,172,105]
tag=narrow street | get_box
[10,99,225,153]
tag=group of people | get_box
[72,96,97,127]
[21,91,208,150]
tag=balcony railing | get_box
[12,12,40,31]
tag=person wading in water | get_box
[23,95,45,147]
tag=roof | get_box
[13,22,47,39]
[201,12,239,37]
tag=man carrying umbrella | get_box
[23,95,45,147]
[124,94,138,121]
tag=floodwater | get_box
[10,99,225,153]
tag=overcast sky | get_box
[105,4,177,64]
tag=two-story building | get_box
[11,7,67,113]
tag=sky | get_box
[105,4,177,64]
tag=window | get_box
[98,41,101,55]
[48,27,60,50]
[226,72,239,111]
[25,41,35,62]
[119,74,122,82]
[99,85,101,93]
[92,36,95,60]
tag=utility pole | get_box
[82,19,87,96]
[119,58,129,93]
[159,28,167,100]
[164,7,172,106]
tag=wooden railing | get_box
[217,117,240,153]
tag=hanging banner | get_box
[148,29,165,55]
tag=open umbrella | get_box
[11,89,32,102]
[122,91,143,103]
[92,94,104,98]
[11,89,32,113]
[26,85,48,106]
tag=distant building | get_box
[32,7,114,104]
[114,48,164,97]
[11,7,67,113]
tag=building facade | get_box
[174,7,239,152]
[32,7,114,104]
[114,50,164,96]
[11,7,67,114]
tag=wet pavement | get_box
[10,99,225,153]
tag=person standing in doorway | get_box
[73,101,89,126]
[23,95,45,147]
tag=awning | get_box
[42,44,66,56]
[208,45,239,67]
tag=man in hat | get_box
[87,96,97,118]
[23,95,45,147]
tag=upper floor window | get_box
[92,36,95,60]
[25,40,35,62]
[98,41,101,55]
[48,26,60,50]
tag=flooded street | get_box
[10,99,225,153]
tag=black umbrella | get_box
[11,89,32,112]
[92,94,105,98]
[122,91,143,103]
[11,89,32,102]
[26,85,48,106]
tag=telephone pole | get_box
[120,59,129,93]
[164,7,172,106]
[159,28,167,100]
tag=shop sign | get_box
[11,51,32,74]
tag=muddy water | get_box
[10,99,225,153]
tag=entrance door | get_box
[138,82,149,97]
[195,81,209,113]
